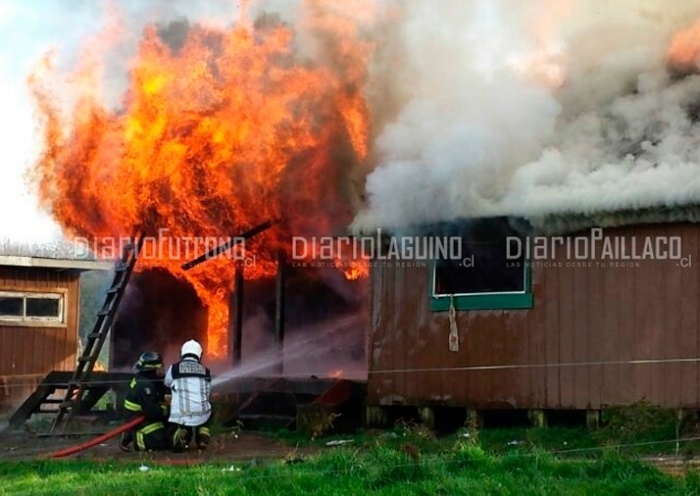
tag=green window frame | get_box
[429,260,533,312]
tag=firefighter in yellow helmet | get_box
[164,339,213,452]
[119,351,171,452]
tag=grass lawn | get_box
[2,438,700,496]
[4,402,700,495]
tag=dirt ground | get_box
[0,427,319,465]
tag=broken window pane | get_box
[434,217,526,295]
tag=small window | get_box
[0,296,23,317]
[430,218,533,311]
[26,297,61,318]
[0,291,65,325]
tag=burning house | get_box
[14,0,700,430]
[363,211,700,427]
[26,5,374,379]
[346,3,700,426]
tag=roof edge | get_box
[0,256,115,271]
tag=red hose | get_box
[44,415,145,459]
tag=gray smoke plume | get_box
[16,1,700,239]
[351,0,700,233]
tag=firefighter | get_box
[164,339,213,452]
[119,351,171,452]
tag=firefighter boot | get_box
[172,426,190,453]
[196,426,211,450]
[119,431,133,452]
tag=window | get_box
[0,296,23,317]
[0,291,65,325]
[430,217,533,311]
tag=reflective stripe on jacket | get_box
[164,357,212,426]
[123,372,169,438]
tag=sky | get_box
[0,0,241,245]
[0,0,103,244]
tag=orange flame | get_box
[296,237,371,281]
[669,19,700,69]
[338,259,370,281]
[29,1,374,359]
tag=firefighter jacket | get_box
[123,371,170,449]
[164,356,212,427]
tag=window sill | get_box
[0,320,68,328]
[430,292,533,312]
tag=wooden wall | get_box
[367,223,700,410]
[0,266,80,410]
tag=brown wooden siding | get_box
[368,223,700,409]
[0,267,80,410]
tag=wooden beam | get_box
[181,220,275,271]
[274,249,286,374]
[232,260,245,366]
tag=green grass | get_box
[256,411,700,460]
[0,444,697,496]
[6,401,700,495]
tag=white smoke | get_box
[352,0,700,232]
[13,1,700,240]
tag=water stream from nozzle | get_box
[210,313,366,387]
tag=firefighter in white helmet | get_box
[164,339,213,451]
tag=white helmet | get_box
[181,339,203,359]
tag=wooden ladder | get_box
[50,233,144,433]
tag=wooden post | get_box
[528,409,547,428]
[418,406,436,430]
[274,249,286,375]
[232,260,244,366]
[586,410,601,430]
[466,409,483,431]
[365,406,389,428]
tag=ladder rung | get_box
[87,332,103,339]
[97,309,112,317]
[106,286,122,294]
[76,358,93,369]
[92,321,110,332]
[78,346,98,358]
[115,263,130,273]
[58,401,76,409]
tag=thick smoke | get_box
[351,0,700,233]
[22,1,700,236]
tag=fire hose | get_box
[43,415,145,459]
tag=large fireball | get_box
[29,1,373,358]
